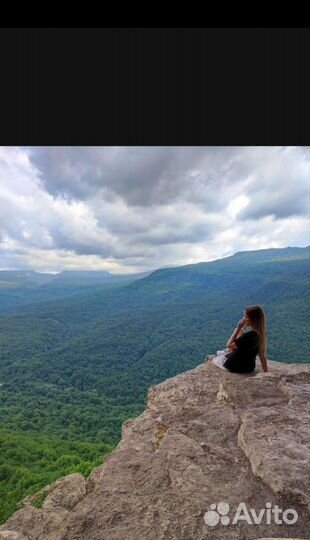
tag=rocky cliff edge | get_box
[0,357,309,540]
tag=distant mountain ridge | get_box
[1,245,308,289]
[0,269,151,289]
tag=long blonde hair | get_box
[245,304,267,356]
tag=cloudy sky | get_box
[0,146,309,274]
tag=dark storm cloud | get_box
[25,146,239,207]
[25,146,309,222]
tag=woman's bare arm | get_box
[227,343,238,350]
[259,353,268,372]
[226,326,244,348]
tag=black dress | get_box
[223,330,260,373]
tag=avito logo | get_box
[204,501,298,526]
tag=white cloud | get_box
[227,195,250,219]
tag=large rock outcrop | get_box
[0,358,309,540]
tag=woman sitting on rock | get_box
[212,304,268,373]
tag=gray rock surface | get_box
[0,358,309,540]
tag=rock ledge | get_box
[0,358,309,540]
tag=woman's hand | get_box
[237,318,246,329]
